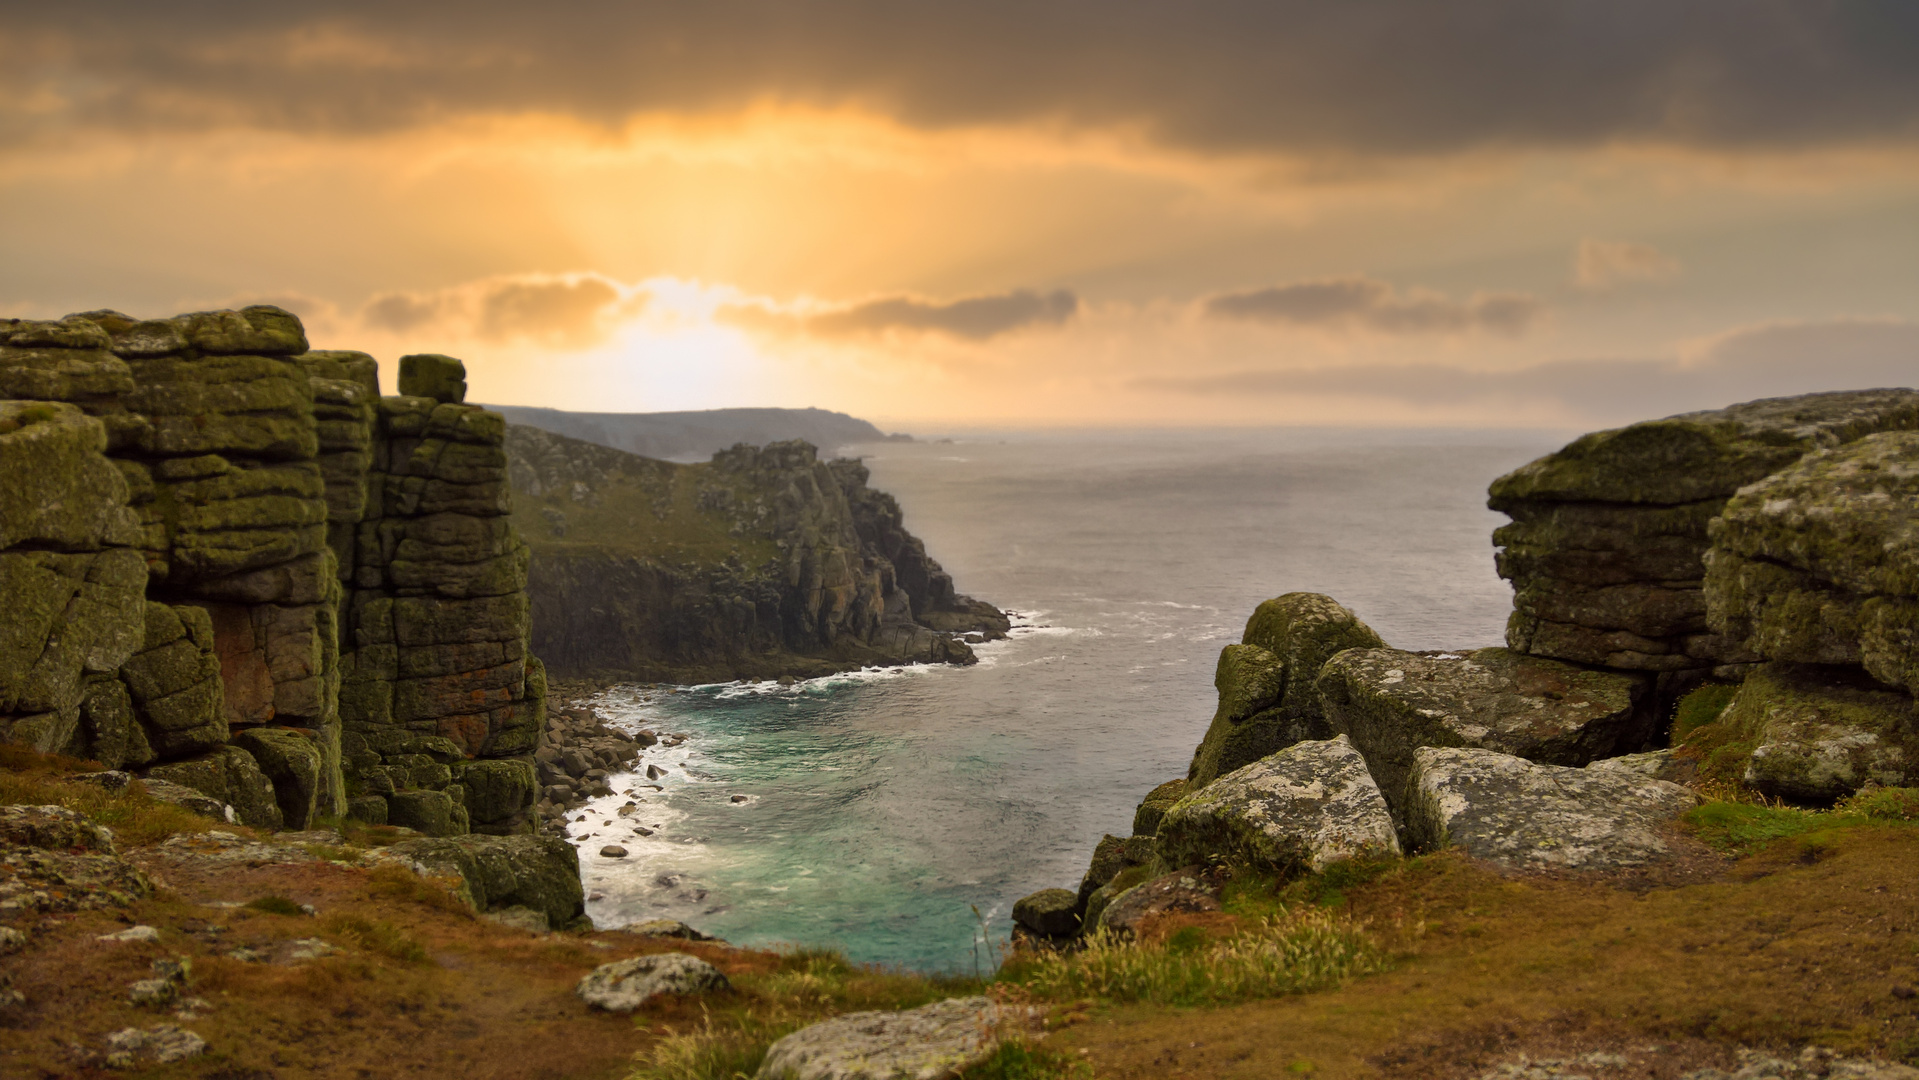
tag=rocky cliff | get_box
[505,424,1008,683]
[1016,388,1919,947]
[487,404,909,461]
[0,309,545,839]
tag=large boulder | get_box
[1317,646,1646,821]
[1188,594,1386,787]
[1705,430,1919,696]
[144,745,282,829]
[457,757,537,834]
[576,953,728,1013]
[1159,735,1399,875]
[374,833,584,929]
[1491,390,1919,670]
[1096,871,1222,937]
[1712,664,1918,803]
[1404,746,1697,869]
[755,997,1001,1080]
[231,727,324,829]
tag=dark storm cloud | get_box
[720,289,1077,341]
[1206,277,1543,336]
[5,2,1919,154]
[1137,319,1919,422]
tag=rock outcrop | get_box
[506,424,1007,682]
[1187,594,1385,787]
[755,997,1002,1080]
[0,804,151,914]
[0,308,546,841]
[1403,747,1697,869]
[1317,647,1648,823]
[575,952,729,1012]
[1710,664,1917,802]
[1489,390,1919,673]
[1157,735,1399,875]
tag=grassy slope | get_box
[511,456,780,570]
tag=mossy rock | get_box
[459,758,537,829]
[1075,833,1156,912]
[1159,735,1399,876]
[1702,664,1919,804]
[232,727,324,829]
[146,745,283,829]
[1012,888,1079,938]
[388,788,470,836]
[0,548,148,734]
[1132,778,1188,836]
[173,305,309,356]
[380,834,582,927]
[0,401,140,551]
[398,354,467,404]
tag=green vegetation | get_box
[512,457,781,570]
[1839,785,1919,821]
[960,1040,1094,1080]
[1672,682,1739,739]
[244,895,308,917]
[0,744,223,847]
[321,913,430,964]
[999,907,1386,1007]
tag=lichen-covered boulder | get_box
[0,805,152,913]
[1131,778,1187,836]
[0,400,141,551]
[1405,746,1696,869]
[1096,871,1221,937]
[397,354,467,404]
[145,745,282,829]
[1074,833,1156,913]
[1011,888,1079,939]
[0,547,148,754]
[387,788,469,837]
[458,757,537,833]
[1705,431,1919,696]
[232,727,323,829]
[1491,390,1919,670]
[1188,595,1387,788]
[576,952,728,1013]
[1159,735,1399,875]
[1317,647,1646,821]
[1713,664,1918,803]
[375,833,584,928]
[755,997,999,1080]
[117,602,226,758]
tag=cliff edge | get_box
[506,424,1009,683]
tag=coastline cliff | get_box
[506,423,1009,684]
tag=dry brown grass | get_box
[0,744,228,847]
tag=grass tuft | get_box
[999,906,1385,1007]
[1683,800,1857,855]
[1838,785,1919,821]
[1671,682,1740,740]
[960,1040,1093,1080]
[245,895,308,917]
[321,913,429,964]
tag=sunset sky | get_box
[4,2,1917,429]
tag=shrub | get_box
[1000,906,1385,1007]
[1838,785,1919,822]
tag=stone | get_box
[481,905,551,933]
[145,745,282,829]
[1317,647,1647,821]
[1240,591,1387,718]
[1705,431,1919,695]
[174,305,308,355]
[102,1023,209,1066]
[151,831,319,868]
[1131,778,1187,835]
[139,778,236,823]
[1404,746,1697,869]
[98,926,161,943]
[0,401,139,550]
[372,834,584,928]
[0,925,25,954]
[1717,664,1918,803]
[1,806,152,914]
[387,789,467,837]
[456,757,536,830]
[398,354,468,404]
[755,997,1000,1080]
[1096,871,1221,937]
[0,548,148,751]
[600,845,628,858]
[1075,833,1156,913]
[1490,390,1919,670]
[1011,888,1079,938]
[575,952,729,1012]
[1159,735,1401,875]
[231,727,324,829]
[619,919,712,940]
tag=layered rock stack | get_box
[0,307,542,839]
[1488,390,1919,675]
[505,424,1007,682]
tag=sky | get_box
[4,1,1918,429]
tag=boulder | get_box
[1075,833,1156,912]
[456,757,536,832]
[1716,664,1918,803]
[139,778,236,822]
[1704,431,1919,696]
[145,745,282,829]
[1490,390,1919,670]
[1317,647,1646,821]
[1404,746,1697,869]
[1131,778,1187,836]
[755,997,1000,1080]
[0,401,140,551]
[1011,888,1079,939]
[231,727,323,829]
[398,354,468,404]
[387,788,468,837]
[0,805,152,913]
[1187,594,1387,788]
[619,919,713,941]
[1158,734,1400,875]
[575,952,728,1012]
[375,833,584,928]
[117,602,226,759]
[0,547,148,754]
[1096,871,1221,937]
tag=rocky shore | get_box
[1017,388,1919,947]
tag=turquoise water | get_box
[565,427,1568,971]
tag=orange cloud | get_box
[1204,276,1543,337]
[1574,239,1680,290]
[360,274,642,349]
[719,288,1078,341]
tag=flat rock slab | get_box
[1097,871,1221,937]
[576,952,728,1012]
[1158,735,1399,875]
[1317,647,1646,821]
[755,997,1000,1080]
[1406,746,1697,870]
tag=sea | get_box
[562,426,1572,973]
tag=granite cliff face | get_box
[505,424,1008,682]
[0,310,543,839]
[1016,388,1919,946]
